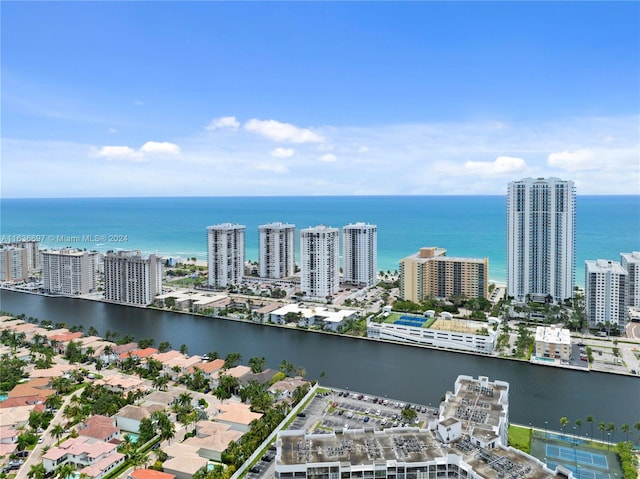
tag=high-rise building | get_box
[300,225,339,298]
[0,245,29,282]
[585,259,628,330]
[2,241,40,272]
[40,248,99,295]
[620,252,640,308]
[507,177,575,303]
[399,247,488,303]
[342,222,377,287]
[259,222,296,279]
[104,250,163,306]
[207,223,245,288]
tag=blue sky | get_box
[2,1,639,197]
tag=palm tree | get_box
[560,417,569,433]
[621,424,630,442]
[634,422,640,445]
[586,415,595,438]
[28,463,47,479]
[599,422,606,442]
[51,424,65,444]
[607,423,616,443]
[177,392,193,408]
[55,463,76,479]
[575,419,583,438]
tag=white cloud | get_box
[319,153,337,163]
[134,99,144,106]
[91,145,142,160]
[107,128,118,134]
[90,141,180,161]
[252,162,288,173]
[463,156,528,176]
[270,147,295,158]
[140,141,181,155]
[244,118,325,143]
[205,116,240,131]
[547,149,598,171]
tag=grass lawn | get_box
[508,424,531,453]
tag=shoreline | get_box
[4,286,636,378]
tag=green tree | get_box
[51,424,65,444]
[223,352,242,369]
[586,415,595,438]
[28,463,47,479]
[401,408,418,421]
[621,423,630,442]
[55,463,76,479]
[158,341,172,353]
[560,417,569,432]
[248,356,266,373]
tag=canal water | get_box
[1,290,638,429]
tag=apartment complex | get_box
[104,250,163,306]
[533,325,571,361]
[40,249,99,295]
[259,222,296,279]
[207,223,245,288]
[1,240,40,272]
[300,225,339,298]
[620,251,640,308]
[507,177,575,304]
[276,376,568,479]
[342,222,377,287]
[399,247,488,303]
[0,245,29,282]
[585,259,628,330]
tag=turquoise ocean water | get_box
[1,196,638,286]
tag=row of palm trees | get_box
[558,416,640,444]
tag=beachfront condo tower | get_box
[507,177,575,304]
[585,259,628,331]
[300,225,340,298]
[620,252,640,308]
[207,223,245,288]
[0,245,29,282]
[104,250,163,306]
[40,248,99,295]
[343,222,378,287]
[259,222,296,279]
[399,247,488,302]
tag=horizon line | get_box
[2,193,639,201]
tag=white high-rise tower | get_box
[300,225,339,298]
[259,222,296,279]
[507,177,575,303]
[104,250,163,306]
[620,252,640,308]
[342,222,377,287]
[585,259,628,330]
[207,223,245,288]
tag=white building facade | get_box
[207,223,245,288]
[620,251,640,308]
[41,249,99,295]
[342,222,377,287]
[259,222,296,279]
[104,250,163,306]
[300,225,339,298]
[507,177,575,303]
[585,259,628,330]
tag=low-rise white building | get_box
[270,303,358,331]
[533,325,571,361]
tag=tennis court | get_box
[394,315,426,327]
[546,445,609,468]
[545,461,610,479]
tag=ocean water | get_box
[1,196,638,286]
